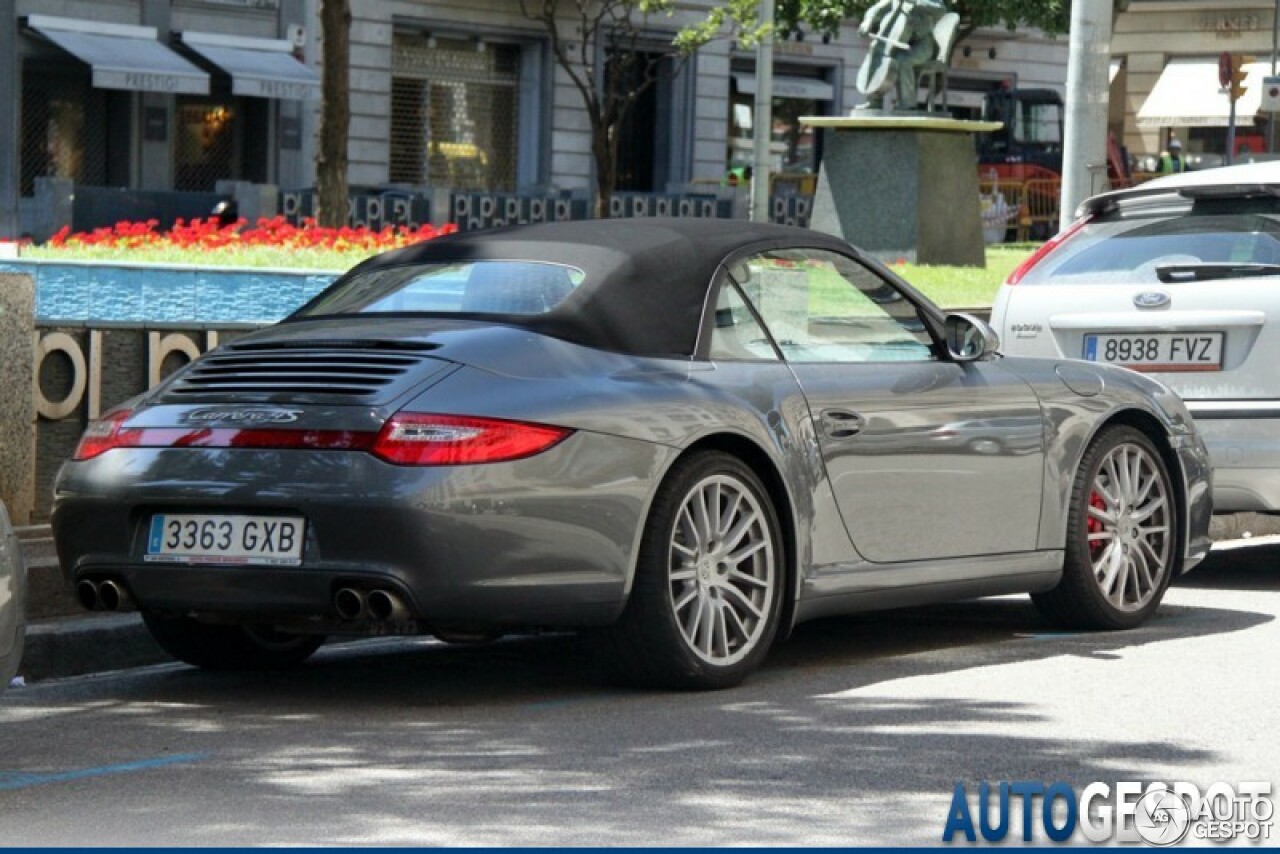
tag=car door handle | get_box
[820,409,865,439]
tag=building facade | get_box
[1112,0,1280,166]
[0,0,1070,237]
[343,1,1069,194]
[0,0,319,238]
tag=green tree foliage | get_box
[775,0,1071,46]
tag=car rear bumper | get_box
[1190,415,1280,513]
[1210,468,1280,514]
[51,432,673,631]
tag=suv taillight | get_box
[1005,214,1093,285]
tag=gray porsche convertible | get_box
[52,219,1212,689]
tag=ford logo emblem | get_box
[1133,291,1171,309]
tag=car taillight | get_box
[73,410,138,460]
[1005,214,1093,286]
[370,413,572,466]
[72,410,571,466]
[73,410,376,460]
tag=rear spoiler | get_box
[1076,183,1280,219]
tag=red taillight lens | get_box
[72,410,571,466]
[371,413,572,466]
[1005,214,1093,286]
[73,410,137,460]
[73,410,376,460]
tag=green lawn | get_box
[894,245,1035,309]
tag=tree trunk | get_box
[316,0,351,228]
[591,120,617,219]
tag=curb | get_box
[13,524,171,683]
[18,613,169,683]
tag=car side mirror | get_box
[944,313,1000,361]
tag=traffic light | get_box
[1229,54,1254,102]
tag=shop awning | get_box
[1136,58,1265,127]
[180,32,320,101]
[733,73,835,101]
[26,14,209,95]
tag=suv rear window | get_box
[296,261,587,316]
[1020,202,1280,285]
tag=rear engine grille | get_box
[165,341,437,402]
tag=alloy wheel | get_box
[668,474,777,666]
[1084,442,1172,613]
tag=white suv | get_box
[991,161,1280,512]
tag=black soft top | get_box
[293,218,857,358]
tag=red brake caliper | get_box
[1087,490,1107,560]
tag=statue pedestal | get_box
[802,115,1002,267]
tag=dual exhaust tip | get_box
[334,587,410,623]
[77,578,134,612]
[77,578,410,624]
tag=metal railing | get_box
[980,177,1062,242]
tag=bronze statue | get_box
[856,0,956,111]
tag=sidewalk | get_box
[13,515,1280,685]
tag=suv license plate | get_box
[146,514,305,566]
[1083,332,1223,372]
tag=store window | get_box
[173,95,269,192]
[19,64,125,195]
[390,33,520,191]
[174,99,237,192]
[728,63,834,179]
[612,51,661,192]
[610,51,685,192]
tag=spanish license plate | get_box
[1083,332,1224,372]
[146,514,305,566]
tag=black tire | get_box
[1033,425,1177,630]
[143,613,324,671]
[602,451,785,690]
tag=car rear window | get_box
[1018,202,1280,285]
[296,261,587,316]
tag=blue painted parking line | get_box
[0,752,208,792]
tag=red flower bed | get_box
[47,216,457,252]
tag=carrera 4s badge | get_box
[181,407,302,425]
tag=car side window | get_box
[730,249,936,364]
[708,279,780,361]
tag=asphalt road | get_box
[0,544,1277,846]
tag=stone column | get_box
[803,116,1002,267]
[0,273,35,525]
